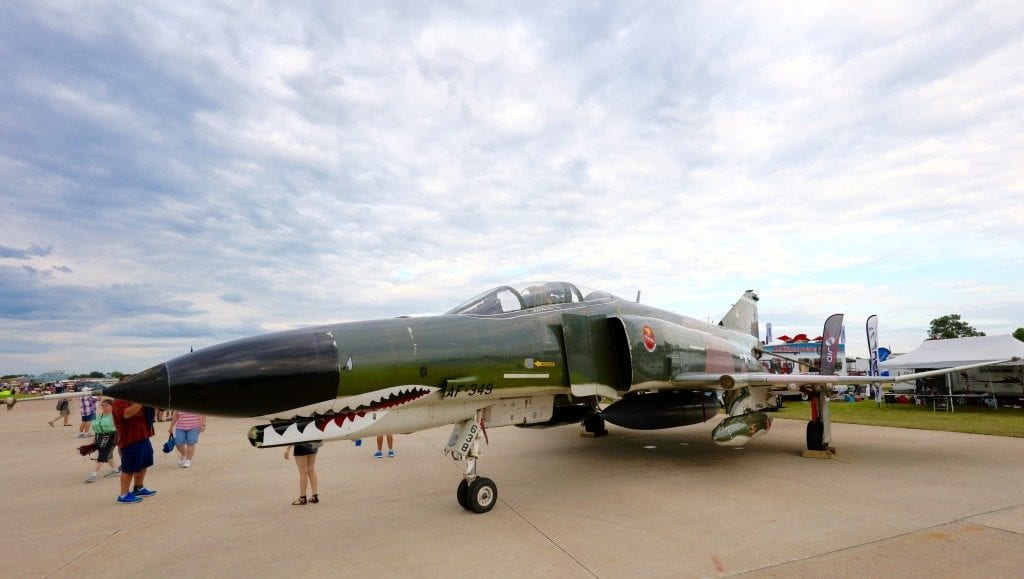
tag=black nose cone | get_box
[104,363,170,408]
[107,328,339,418]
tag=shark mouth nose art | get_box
[248,386,436,447]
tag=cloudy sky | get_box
[2,1,1022,375]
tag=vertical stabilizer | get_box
[719,290,759,339]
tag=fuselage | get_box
[105,287,763,430]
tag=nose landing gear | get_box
[446,418,499,513]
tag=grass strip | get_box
[771,400,1023,438]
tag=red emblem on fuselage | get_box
[642,325,656,352]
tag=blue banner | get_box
[866,315,880,403]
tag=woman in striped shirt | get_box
[168,410,206,468]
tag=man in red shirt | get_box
[111,399,157,504]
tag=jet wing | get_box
[668,358,1018,391]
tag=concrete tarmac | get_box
[3,402,1022,578]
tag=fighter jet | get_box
[9,281,1011,513]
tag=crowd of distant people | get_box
[28,379,399,505]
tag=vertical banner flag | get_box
[866,315,881,403]
[765,322,773,345]
[819,313,844,376]
[840,325,846,345]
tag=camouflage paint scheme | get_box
[105,282,769,447]
[101,281,1005,451]
[16,281,1011,513]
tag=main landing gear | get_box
[806,390,832,452]
[582,412,607,437]
[445,418,498,513]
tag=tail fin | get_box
[719,290,759,339]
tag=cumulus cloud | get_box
[0,243,54,259]
[1,1,1022,373]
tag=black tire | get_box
[456,479,470,510]
[583,414,608,436]
[466,477,498,514]
[806,420,826,451]
[799,392,810,401]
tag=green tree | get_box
[111,371,124,379]
[1014,328,1024,342]
[928,314,986,339]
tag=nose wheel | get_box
[457,476,497,513]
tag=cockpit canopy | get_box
[446,281,620,316]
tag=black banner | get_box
[819,313,844,376]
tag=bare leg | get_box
[306,453,318,496]
[119,472,132,495]
[295,455,309,496]
[386,434,394,450]
[186,444,196,460]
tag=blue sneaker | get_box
[134,487,157,497]
[116,492,141,504]
[373,450,383,458]
[387,450,395,458]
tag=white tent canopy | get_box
[880,334,1024,369]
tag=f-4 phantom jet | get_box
[16,281,1012,513]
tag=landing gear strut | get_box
[445,417,498,513]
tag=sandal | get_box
[310,494,319,504]
[292,496,307,505]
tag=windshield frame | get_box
[446,281,619,316]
